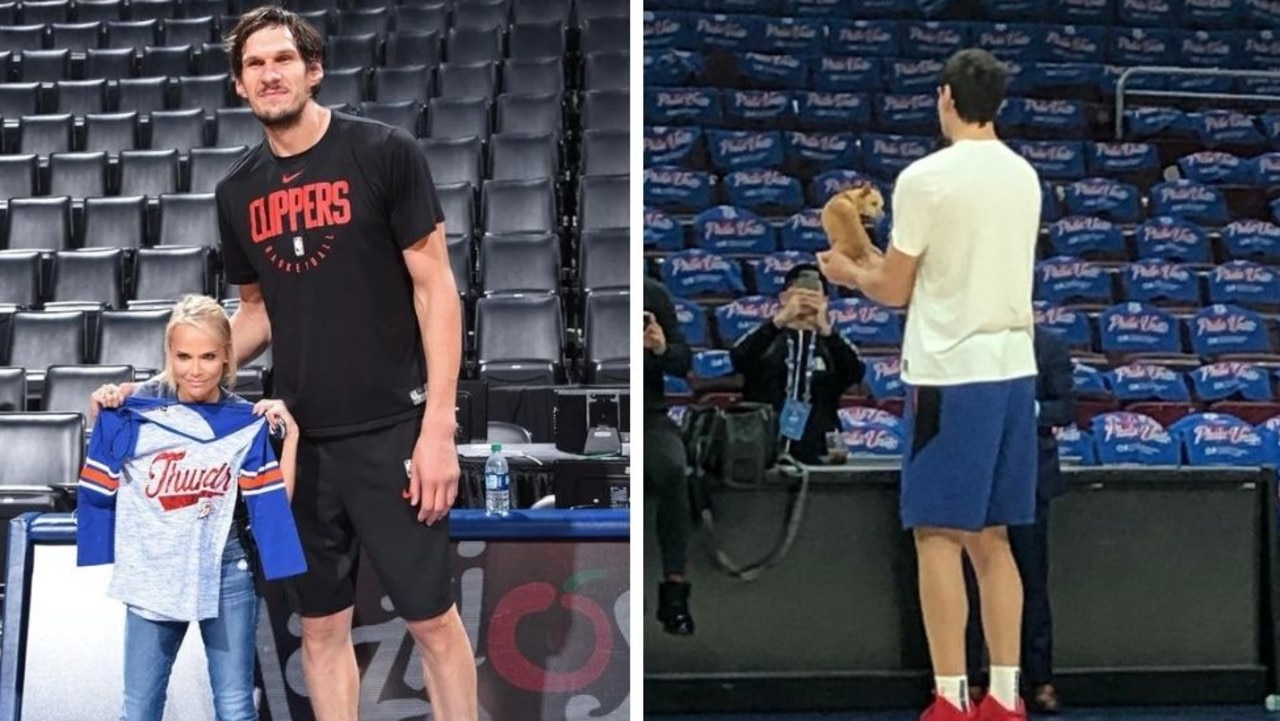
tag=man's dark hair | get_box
[224,5,326,94]
[939,48,1008,126]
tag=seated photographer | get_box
[730,265,865,464]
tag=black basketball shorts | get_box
[283,415,454,621]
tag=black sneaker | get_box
[657,580,695,636]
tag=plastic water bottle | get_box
[484,443,510,515]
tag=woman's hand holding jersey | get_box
[89,382,136,422]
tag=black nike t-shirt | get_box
[216,112,444,437]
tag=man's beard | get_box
[254,95,307,130]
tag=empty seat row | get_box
[0,0,624,27]
[306,3,627,35]
[419,128,627,187]
[0,288,626,393]
[0,18,225,51]
[1,75,245,115]
[285,0,627,28]
[0,44,229,80]
[435,174,627,239]
[470,289,626,386]
[0,89,622,153]
[0,55,604,117]
[0,193,219,249]
[0,363,128,412]
[0,0,229,24]
[0,148,244,198]
[0,174,626,253]
[448,228,626,298]
[2,307,194,380]
[0,245,215,307]
[3,109,245,155]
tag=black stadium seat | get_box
[0,250,41,307]
[81,196,146,249]
[578,174,628,232]
[42,363,132,414]
[583,288,628,384]
[118,149,179,199]
[475,293,563,385]
[157,193,219,248]
[0,411,82,490]
[490,132,557,182]
[579,229,628,294]
[0,366,26,411]
[419,136,482,189]
[132,246,208,301]
[479,233,561,295]
[48,151,108,200]
[96,308,168,374]
[6,197,72,252]
[51,248,124,308]
[428,96,490,140]
[7,310,88,387]
[482,178,555,235]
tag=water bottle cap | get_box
[491,443,502,452]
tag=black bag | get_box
[679,402,817,582]
[682,402,779,490]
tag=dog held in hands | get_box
[821,185,886,262]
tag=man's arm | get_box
[823,332,865,386]
[646,283,692,377]
[229,283,272,367]
[816,246,921,308]
[819,171,930,308]
[403,222,461,525]
[279,429,299,500]
[729,319,781,373]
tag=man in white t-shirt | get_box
[818,48,1041,721]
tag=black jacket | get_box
[730,320,864,463]
[644,278,692,413]
[1035,327,1077,500]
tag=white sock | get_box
[990,666,1020,710]
[935,675,969,711]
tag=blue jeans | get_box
[120,535,260,721]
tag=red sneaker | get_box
[920,695,975,721]
[974,693,1027,721]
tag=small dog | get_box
[821,185,885,262]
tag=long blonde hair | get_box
[158,295,238,392]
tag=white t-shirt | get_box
[890,139,1041,386]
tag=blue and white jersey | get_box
[77,387,305,622]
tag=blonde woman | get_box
[79,294,305,721]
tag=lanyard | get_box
[785,329,818,404]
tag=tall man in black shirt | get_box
[216,8,475,720]
[644,277,696,635]
[731,265,864,464]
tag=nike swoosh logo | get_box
[282,170,304,183]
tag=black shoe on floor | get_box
[1027,684,1061,715]
[657,581,695,636]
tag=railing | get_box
[1114,65,1280,139]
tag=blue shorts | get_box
[900,377,1037,531]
